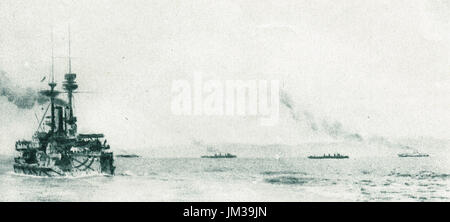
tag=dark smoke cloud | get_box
[280,89,363,142]
[0,69,66,109]
[280,89,414,149]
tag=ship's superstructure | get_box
[13,31,115,177]
[201,153,237,159]
[308,153,349,159]
[398,151,429,158]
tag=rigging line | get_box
[37,103,51,132]
[34,113,41,130]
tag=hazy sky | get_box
[0,0,449,152]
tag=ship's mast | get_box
[49,30,56,133]
[38,29,60,134]
[68,26,72,74]
[63,26,78,136]
[51,28,54,83]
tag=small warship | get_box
[398,151,429,158]
[116,154,140,158]
[308,153,349,159]
[13,33,115,177]
[201,153,237,159]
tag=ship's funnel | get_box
[55,106,65,134]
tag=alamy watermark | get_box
[171,72,280,126]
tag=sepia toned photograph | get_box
[0,0,449,205]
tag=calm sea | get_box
[0,154,449,201]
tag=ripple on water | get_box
[204,167,231,173]
[117,171,158,177]
[361,170,372,175]
[389,170,450,180]
[264,176,313,185]
[416,171,450,180]
[261,171,307,176]
[261,170,316,185]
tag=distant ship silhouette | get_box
[308,153,349,159]
[201,153,237,159]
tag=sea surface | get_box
[0,155,449,202]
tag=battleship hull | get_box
[308,156,349,159]
[398,154,429,158]
[13,164,64,177]
[13,152,115,177]
[201,155,237,159]
[13,39,116,178]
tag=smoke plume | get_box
[0,69,66,109]
[280,89,362,142]
[280,89,414,149]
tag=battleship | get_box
[116,154,140,158]
[398,151,429,158]
[13,33,115,177]
[308,153,349,159]
[201,153,237,159]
